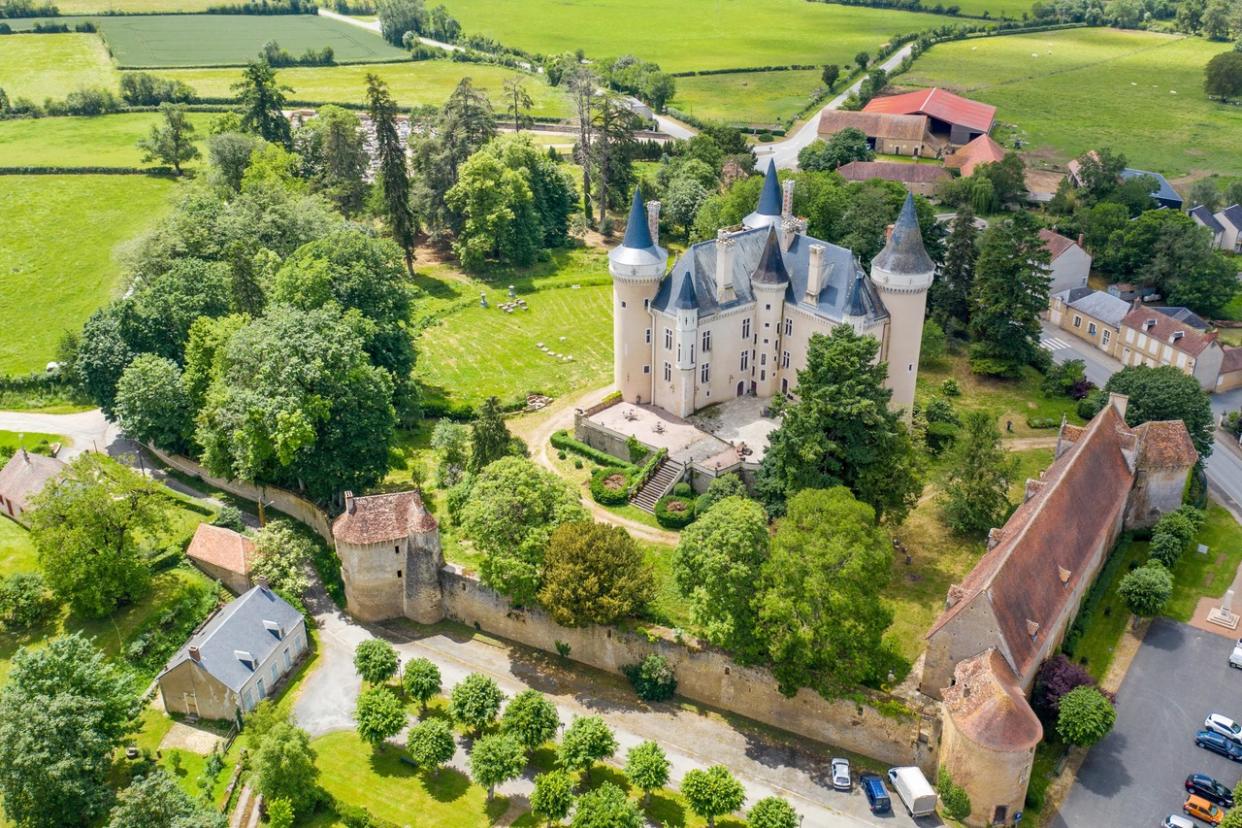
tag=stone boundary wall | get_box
[439,565,941,773]
[581,394,624,418]
[144,444,334,544]
[573,411,636,463]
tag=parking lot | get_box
[1052,620,1242,828]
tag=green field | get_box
[0,113,213,167]
[0,175,179,375]
[947,0,1037,17]
[0,34,114,102]
[671,69,825,127]
[163,61,572,117]
[57,0,216,11]
[900,28,1242,178]
[438,0,953,72]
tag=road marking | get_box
[1040,335,1072,351]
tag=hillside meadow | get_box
[671,68,826,128]
[899,28,1242,178]
[0,33,113,102]
[0,112,213,167]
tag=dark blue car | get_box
[860,773,892,814]
[1194,730,1242,762]
[1186,773,1235,808]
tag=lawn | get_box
[0,175,180,376]
[0,519,38,580]
[0,112,213,167]
[900,28,1242,178]
[0,431,64,455]
[0,33,114,102]
[436,0,953,73]
[671,69,826,128]
[1165,503,1242,621]
[162,61,572,117]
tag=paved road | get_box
[293,583,937,828]
[753,44,916,171]
[1052,620,1242,828]
[654,113,697,140]
[0,407,116,459]
[317,7,461,53]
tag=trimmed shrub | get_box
[941,378,960,396]
[654,495,695,529]
[672,482,692,498]
[937,769,971,821]
[1148,531,1183,569]
[591,468,633,506]
[551,430,632,470]
[622,654,677,702]
[1026,416,1059,429]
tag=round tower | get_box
[743,160,783,230]
[869,193,935,419]
[609,188,668,405]
[751,227,790,399]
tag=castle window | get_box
[784,318,792,336]
[643,365,650,374]
[664,328,673,350]
[700,363,710,383]
[760,353,767,366]
[782,351,790,369]
[677,344,681,362]
[397,570,402,579]
[394,545,400,554]
[690,345,695,365]
[741,319,750,339]
[621,301,627,308]
[765,304,771,311]
[645,328,651,344]
[740,352,749,371]
[1073,315,1082,328]
[702,330,712,352]
[663,362,671,381]
[644,298,650,309]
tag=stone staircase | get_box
[631,459,682,513]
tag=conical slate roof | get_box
[672,272,698,309]
[610,186,666,271]
[751,227,790,285]
[743,160,783,229]
[621,187,654,249]
[872,193,934,274]
[845,272,871,318]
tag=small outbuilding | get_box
[945,133,1006,177]
[186,523,256,596]
[0,450,65,527]
[835,160,951,196]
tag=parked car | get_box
[830,758,851,792]
[1184,794,1224,826]
[1185,773,1235,808]
[1163,816,1196,828]
[860,773,891,814]
[1230,639,1242,669]
[1204,714,1242,743]
[887,767,939,818]
[1194,730,1242,761]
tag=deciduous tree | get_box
[748,796,799,828]
[1118,560,1173,618]
[681,765,746,828]
[407,718,456,775]
[138,102,200,174]
[469,733,525,801]
[295,105,368,215]
[0,572,58,631]
[1056,685,1116,747]
[254,723,319,817]
[113,354,194,453]
[530,770,574,826]
[107,770,227,828]
[558,715,617,783]
[500,689,560,753]
[1103,364,1213,456]
[402,657,442,714]
[354,638,399,685]
[449,673,504,736]
[797,129,874,171]
[570,782,642,828]
[624,740,669,804]
[355,686,408,749]
[539,521,654,626]
[251,520,315,597]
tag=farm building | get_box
[862,87,996,145]
[1067,153,1183,210]
[815,110,931,157]
[186,523,256,595]
[945,133,1006,177]
[157,583,307,721]
[0,450,64,527]
[835,160,951,196]
[1038,228,1091,294]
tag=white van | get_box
[887,767,938,818]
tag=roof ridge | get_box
[192,586,264,650]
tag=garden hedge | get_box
[590,467,633,506]
[654,495,696,529]
[551,430,633,470]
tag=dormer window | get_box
[1172,331,1184,343]
[1026,620,1040,638]
[1058,566,1071,585]
[1144,319,1157,331]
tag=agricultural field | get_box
[899,28,1242,178]
[671,68,826,128]
[944,0,1036,18]
[0,112,213,167]
[56,0,216,11]
[163,60,573,117]
[0,175,180,375]
[438,0,952,73]
[0,33,113,102]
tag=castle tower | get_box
[609,188,668,405]
[672,276,699,417]
[743,160,783,230]
[869,193,934,419]
[752,227,790,398]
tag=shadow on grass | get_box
[425,766,471,803]
[645,790,688,827]
[367,745,418,780]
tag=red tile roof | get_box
[943,649,1043,752]
[863,87,997,133]
[836,160,950,185]
[1222,347,1242,374]
[1121,306,1219,357]
[1038,228,1077,261]
[946,134,1007,177]
[186,523,255,576]
[1133,421,1199,469]
[332,490,437,545]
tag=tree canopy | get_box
[538,520,654,626]
[968,211,1051,376]
[254,722,319,817]
[1103,364,1213,456]
[500,689,560,753]
[681,765,746,828]
[106,770,226,828]
[449,673,505,736]
[939,411,1018,535]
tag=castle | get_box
[609,161,935,419]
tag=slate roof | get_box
[873,193,935,275]
[186,523,254,577]
[333,490,437,546]
[1121,167,1182,207]
[816,110,929,143]
[752,228,790,285]
[946,134,1006,177]
[836,160,951,186]
[1057,288,1128,328]
[1038,228,1077,261]
[1220,205,1242,230]
[610,187,666,270]
[1190,205,1225,235]
[743,160,783,229]
[160,585,303,692]
[0,451,64,516]
[1154,306,1209,331]
[942,649,1043,752]
[1121,306,1218,357]
[862,87,997,133]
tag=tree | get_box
[503,76,534,130]
[295,104,368,215]
[1223,808,1242,828]
[1034,654,1108,716]
[1117,560,1173,618]
[366,73,417,274]
[449,673,505,736]
[206,132,260,192]
[28,453,166,618]
[756,487,895,696]
[1056,685,1117,747]
[755,326,923,521]
[566,65,598,218]
[355,686,407,749]
[264,799,294,828]
[937,769,972,821]
[558,715,617,783]
[106,770,226,828]
[674,496,769,659]
[469,396,515,473]
[0,572,58,631]
[402,657,442,714]
[250,520,315,597]
[407,718,456,775]
[138,102,200,174]
[354,638,400,685]
[664,173,711,239]
[940,412,1018,535]
[447,149,541,269]
[1202,0,1232,38]
[681,765,746,828]
[530,770,574,826]
[748,797,799,828]
[376,0,424,44]
[693,473,748,516]
[0,634,138,828]
[1073,148,1127,204]
[855,50,870,70]
[1166,250,1237,318]
[821,64,840,90]
[77,308,134,415]
[440,78,498,185]
[570,782,643,828]
[624,740,669,805]
[589,90,638,222]
[920,319,947,363]
[538,521,654,626]
[232,60,291,148]
[431,419,470,487]
[113,354,194,453]
[459,457,587,605]
[968,211,1051,376]
[500,689,560,753]
[469,733,525,801]
[254,722,319,817]
[1189,179,1223,213]
[1103,365,1213,456]
[929,203,978,330]
[798,129,874,171]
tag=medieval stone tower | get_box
[609,188,668,405]
[870,193,935,418]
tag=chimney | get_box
[884,223,895,242]
[806,244,826,301]
[646,200,661,248]
[1108,392,1129,420]
[715,230,735,303]
[1077,232,1085,248]
[257,575,270,592]
[188,645,201,663]
[344,491,356,514]
[781,179,795,220]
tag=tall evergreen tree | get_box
[929,203,979,332]
[939,411,1018,535]
[295,104,368,215]
[590,90,638,223]
[967,211,1051,377]
[566,64,597,220]
[469,396,514,473]
[440,78,497,185]
[232,60,291,148]
[366,73,417,275]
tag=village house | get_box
[815,110,932,157]
[1119,304,1227,390]
[0,449,64,527]
[1038,228,1091,294]
[157,582,307,721]
[1068,153,1183,210]
[925,396,1197,826]
[1192,204,1242,253]
[1048,287,1127,357]
[1190,205,1226,249]
[862,87,996,146]
[835,160,951,196]
[185,523,256,596]
[944,133,1006,177]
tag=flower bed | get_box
[654,495,696,529]
[591,467,633,506]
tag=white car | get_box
[1205,713,1242,743]
[831,758,851,791]
[1163,815,1195,828]
[1229,639,1242,669]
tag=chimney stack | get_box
[1108,392,1129,420]
[715,230,735,303]
[1077,232,1085,248]
[884,223,895,241]
[646,200,661,248]
[344,491,355,514]
[188,645,201,663]
[806,244,826,301]
[781,179,795,220]
[257,575,270,591]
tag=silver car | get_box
[1162,815,1195,828]
[831,757,851,791]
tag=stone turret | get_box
[610,188,669,405]
[743,160,783,230]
